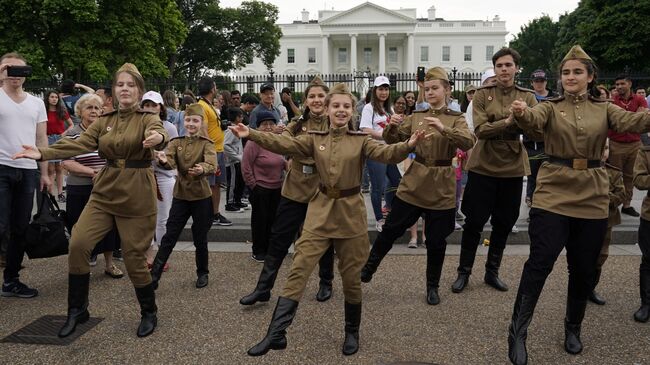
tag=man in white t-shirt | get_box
[0,52,50,298]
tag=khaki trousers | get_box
[608,140,641,207]
[282,230,370,304]
[68,200,156,287]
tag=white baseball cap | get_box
[141,91,164,105]
[373,75,390,87]
[480,69,496,85]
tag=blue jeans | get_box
[366,159,401,221]
[0,165,38,282]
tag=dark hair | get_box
[370,85,392,116]
[183,89,196,99]
[220,90,232,115]
[99,84,112,97]
[180,95,195,110]
[364,89,372,103]
[402,91,416,115]
[393,95,407,115]
[43,90,67,120]
[614,74,631,82]
[61,79,76,94]
[226,107,243,122]
[295,82,330,134]
[231,90,241,97]
[162,90,177,109]
[636,86,646,92]
[197,77,215,97]
[558,58,600,98]
[492,47,521,67]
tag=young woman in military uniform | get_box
[150,103,216,290]
[632,147,650,323]
[451,47,539,294]
[239,77,336,306]
[13,63,168,338]
[229,83,424,357]
[359,67,475,305]
[507,45,650,365]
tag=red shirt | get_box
[608,93,648,143]
[46,110,70,135]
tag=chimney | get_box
[428,5,436,20]
[301,9,309,23]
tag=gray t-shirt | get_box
[64,124,105,186]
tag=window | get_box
[338,48,347,63]
[486,46,494,61]
[388,47,398,63]
[287,48,295,64]
[464,46,472,61]
[442,46,450,62]
[420,46,429,62]
[364,48,372,65]
[308,48,316,63]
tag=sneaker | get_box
[225,204,244,213]
[104,264,124,279]
[455,211,465,221]
[511,225,519,233]
[251,254,265,263]
[235,202,251,210]
[58,193,66,203]
[112,249,123,261]
[1,280,38,298]
[455,222,463,230]
[241,197,249,204]
[408,239,418,248]
[89,255,97,267]
[621,206,640,217]
[213,213,232,226]
[376,219,385,232]
[361,187,370,193]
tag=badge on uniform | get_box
[560,111,566,117]
[319,145,326,151]
[418,122,423,126]
[487,96,493,101]
[106,126,112,131]
[302,165,314,174]
[178,146,183,151]
[302,127,307,131]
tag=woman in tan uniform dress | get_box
[229,84,424,357]
[240,77,336,306]
[360,67,475,305]
[507,45,650,365]
[13,63,168,338]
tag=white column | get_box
[378,33,386,73]
[321,35,330,75]
[350,34,357,73]
[406,33,415,73]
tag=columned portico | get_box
[350,34,357,73]
[378,33,386,73]
[406,33,414,73]
[322,35,330,74]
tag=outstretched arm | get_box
[229,123,313,157]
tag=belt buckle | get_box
[327,188,340,199]
[115,159,125,168]
[572,159,588,170]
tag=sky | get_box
[220,0,580,40]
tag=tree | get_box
[173,0,281,80]
[509,15,559,75]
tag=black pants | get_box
[226,163,244,205]
[374,196,455,287]
[459,171,522,271]
[250,186,282,257]
[267,197,335,284]
[525,146,546,200]
[159,197,213,275]
[639,219,650,293]
[66,184,120,256]
[516,208,607,300]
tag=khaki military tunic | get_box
[516,93,650,219]
[606,164,624,227]
[633,146,650,221]
[466,84,538,177]
[247,125,414,239]
[281,114,329,203]
[383,106,475,210]
[159,135,216,201]
[39,105,169,217]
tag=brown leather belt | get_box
[480,135,519,141]
[319,184,361,199]
[106,159,151,168]
[414,155,452,167]
[548,156,602,170]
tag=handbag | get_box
[24,190,69,259]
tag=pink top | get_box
[242,140,286,189]
[456,149,467,181]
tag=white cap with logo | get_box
[373,75,390,87]
[141,91,164,105]
[480,69,496,85]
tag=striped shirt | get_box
[64,124,105,186]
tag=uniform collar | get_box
[497,82,515,94]
[564,91,588,103]
[309,113,327,124]
[117,103,139,117]
[331,124,348,136]
[429,105,447,116]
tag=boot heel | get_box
[247,297,298,357]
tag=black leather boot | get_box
[564,296,587,355]
[589,269,605,305]
[452,247,476,293]
[484,247,509,291]
[316,280,333,302]
[248,297,299,356]
[426,249,444,305]
[151,244,173,290]
[58,273,90,338]
[634,271,650,322]
[360,242,391,283]
[342,301,361,355]
[508,292,539,365]
[240,255,283,305]
[316,247,334,302]
[135,283,158,337]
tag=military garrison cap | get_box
[425,67,449,82]
[562,45,593,63]
[185,103,205,120]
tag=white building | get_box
[237,2,508,76]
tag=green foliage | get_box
[509,15,560,75]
